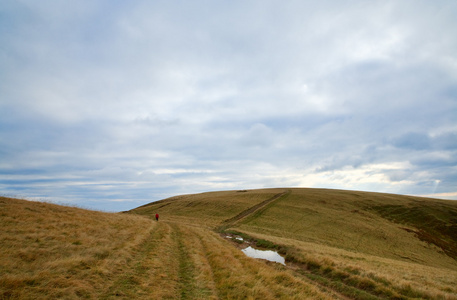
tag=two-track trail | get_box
[219,189,290,230]
[101,221,331,300]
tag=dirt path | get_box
[98,190,353,299]
[101,222,176,298]
[100,219,331,299]
[219,189,290,230]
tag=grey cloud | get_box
[390,131,457,152]
[1,0,457,210]
[392,132,431,150]
[433,132,457,150]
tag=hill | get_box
[131,188,457,299]
[0,196,155,299]
[2,188,457,299]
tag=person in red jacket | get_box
[155,213,159,221]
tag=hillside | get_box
[2,188,457,299]
[131,188,457,299]
[0,196,155,299]
[0,195,328,299]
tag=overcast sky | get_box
[1,1,456,211]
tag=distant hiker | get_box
[155,213,159,221]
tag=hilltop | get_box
[2,188,457,299]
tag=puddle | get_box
[242,246,286,265]
[226,235,244,242]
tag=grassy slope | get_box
[132,188,457,299]
[2,188,457,299]
[0,195,328,299]
[236,188,457,268]
[232,188,457,299]
[133,188,286,228]
[0,197,159,299]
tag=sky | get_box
[1,1,456,212]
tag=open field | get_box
[2,188,457,299]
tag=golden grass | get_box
[236,229,457,299]
[132,189,285,227]
[0,197,155,299]
[236,188,457,269]
[132,187,457,299]
[167,221,331,299]
[3,187,457,299]
[1,195,331,299]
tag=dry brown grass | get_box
[1,195,331,299]
[168,221,332,299]
[235,188,457,269]
[132,189,285,228]
[0,196,155,299]
[103,220,333,299]
[236,229,457,299]
[3,187,457,299]
[132,188,457,299]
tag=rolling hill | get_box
[2,188,457,299]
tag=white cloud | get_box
[420,192,457,200]
[1,0,456,210]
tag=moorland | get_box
[1,188,457,299]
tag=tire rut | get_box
[219,189,290,230]
[170,222,220,299]
[170,223,200,300]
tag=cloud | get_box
[1,0,456,211]
[392,132,432,150]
